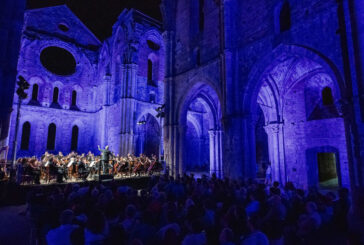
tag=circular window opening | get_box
[40,46,76,75]
[58,23,69,32]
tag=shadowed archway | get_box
[244,45,349,188]
[135,113,161,158]
[178,82,223,177]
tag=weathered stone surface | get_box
[7,7,165,159]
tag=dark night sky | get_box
[26,0,162,40]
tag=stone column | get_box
[119,64,137,155]
[351,0,364,113]
[209,129,223,178]
[104,74,112,106]
[242,116,259,179]
[347,0,364,187]
[100,75,112,148]
[159,118,164,160]
[0,0,26,147]
[162,29,176,177]
[264,122,286,184]
[222,116,245,180]
[178,124,186,177]
[164,124,179,177]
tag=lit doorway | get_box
[317,152,339,188]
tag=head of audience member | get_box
[60,209,74,225]
[86,209,106,234]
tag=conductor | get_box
[98,145,113,174]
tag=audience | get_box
[46,209,79,245]
[23,173,362,244]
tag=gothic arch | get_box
[243,44,349,188]
[177,77,223,125]
[177,81,223,176]
[136,110,161,130]
[135,113,161,157]
[244,44,346,115]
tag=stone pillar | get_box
[242,116,259,179]
[100,105,109,148]
[104,74,112,106]
[209,129,223,178]
[164,124,179,177]
[347,0,364,187]
[0,0,26,147]
[119,64,138,155]
[351,0,364,118]
[264,122,286,184]
[159,118,164,160]
[162,29,177,176]
[178,124,186,177]
[222,116,245,180]
[100,75,112,148]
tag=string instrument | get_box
[112,158,120,175]
[147,158,156,173]
[133,156,145,174]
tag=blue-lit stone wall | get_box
[161,0,364,188]
[7,6,164,158]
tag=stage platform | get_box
[0,174,159,207]
[18,172,161,186]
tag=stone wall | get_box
[161,0,359,187]
[7,7,165,159]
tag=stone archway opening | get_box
[136,114,161,158]
[317,152,339,188]
[185,98,210,173]
[255,106,269,178]
[251,53,349,188]
[180,83,222,177]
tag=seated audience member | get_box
[21,173,363,245]
[219,227,235,245]
[182,219,207,245]
[241,216,269,245]
[85,210,108,245]
[46,209,79,245]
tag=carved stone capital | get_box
[264,122,283,134]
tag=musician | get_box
[86,151,94,162]
[41,151,50,161]
[16,158,24,184]
[57,152,63,160]
[88,156,98,177]
[67,154,77,176]
[26,158,41,184]
[98,145,113,174]
[77,157,88,180]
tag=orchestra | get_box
[12,150,163,184]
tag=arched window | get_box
[199,0,205,32]
[47,123,56,150]
[148,59,153,83]
[31,84,39,101]
[52,87,59,104]
[71,90,77,106]
[322,87,334,105]
[20,122,31,150]
[280,2,291,32]
[70,125,78,152]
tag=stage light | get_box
[137,120,146,125]
[156,104,165,118]
[12,76,30,174]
